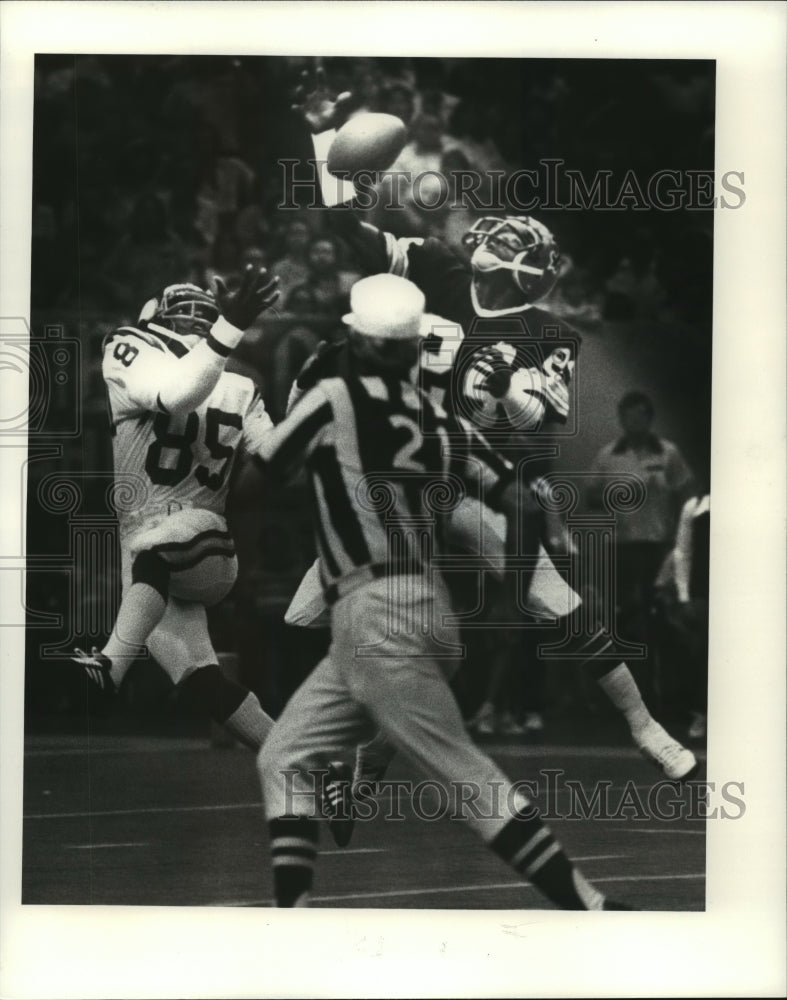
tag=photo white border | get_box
[1,2,785,997]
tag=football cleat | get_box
[523,711,545,733]
[468,701,496,737]
[635,720,699,781]
[352,740,394,795]
[323,761,355,848]
[72,647,116,695]
[498,712,527,736]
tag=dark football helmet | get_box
[139,283,220,337]
[463,216,561,312]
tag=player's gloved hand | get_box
[291,57,358,133]
[213,265,279,331]
[475,348,513,399]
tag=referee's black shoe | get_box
[323,761,355,848]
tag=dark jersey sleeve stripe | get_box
[311,445,372,568]
[263,400,332,479]
[309,479,343,579]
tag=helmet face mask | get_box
[463,216,561,316]
[142,283,220,339]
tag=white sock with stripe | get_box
[224,693,274,750]
[102,582,166,686]
[595,663,652,735]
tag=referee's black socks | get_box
[490,803,606,910]
[269,815,319,907]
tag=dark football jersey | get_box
[314,221,583,480]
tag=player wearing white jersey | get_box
[73,271,280,749]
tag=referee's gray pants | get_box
[258,574,520,843]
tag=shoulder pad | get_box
[296,339,345,391]
[102,325,165,354]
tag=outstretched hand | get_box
[291,57,357,133]
[214,266,279,331]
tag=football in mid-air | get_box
[327,113,407,176]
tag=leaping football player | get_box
[286,63,698,794]
[72,270,280,750]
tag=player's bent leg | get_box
[147,600,274,750]
[564,618,698,781]
[258,653,370,905]
[176,663,273,750]
[359,653,626,910]
[335,580,631,910]
[91,548,170,690]
[352,729,398,793]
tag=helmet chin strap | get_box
[470,247,543,316]
[470,278,533,318]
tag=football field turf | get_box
[22,729,706,910]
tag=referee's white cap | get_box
[343,274,434,339]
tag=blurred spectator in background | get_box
[603,229,666,322]
[194,147,256,248]
[200,220,244,290]
[270,219,313,304]
[267,284,323,419]
[241,244,269,274]
[307,235,360,318]
[547,255,603,328]
[375,112,447,238]
[394,112,446,174]
[380,81,416,126]
[654,490,710,740]
[444,99,508,174]
[671,490,710,739]
[588,392,695,676]
[235,175,273,250]
[103,193,191,307]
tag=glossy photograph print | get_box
[1,4,784,999]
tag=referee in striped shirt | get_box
[256,273,630,910]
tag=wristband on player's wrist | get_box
[207,315,244,356]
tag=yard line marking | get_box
[491,745,707,763]
[572,854,627,861]
[607,828,705,835]
[24,740,210,758]
[320,848,386,856]
[24,740,706,763]
[309,872,705,904]
[220,871,704,907]
[64,842,149,850]
[25,802,263,820]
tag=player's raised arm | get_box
[104,269,278,417]
[290,60,406,276]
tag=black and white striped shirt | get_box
[258,369,513,602]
